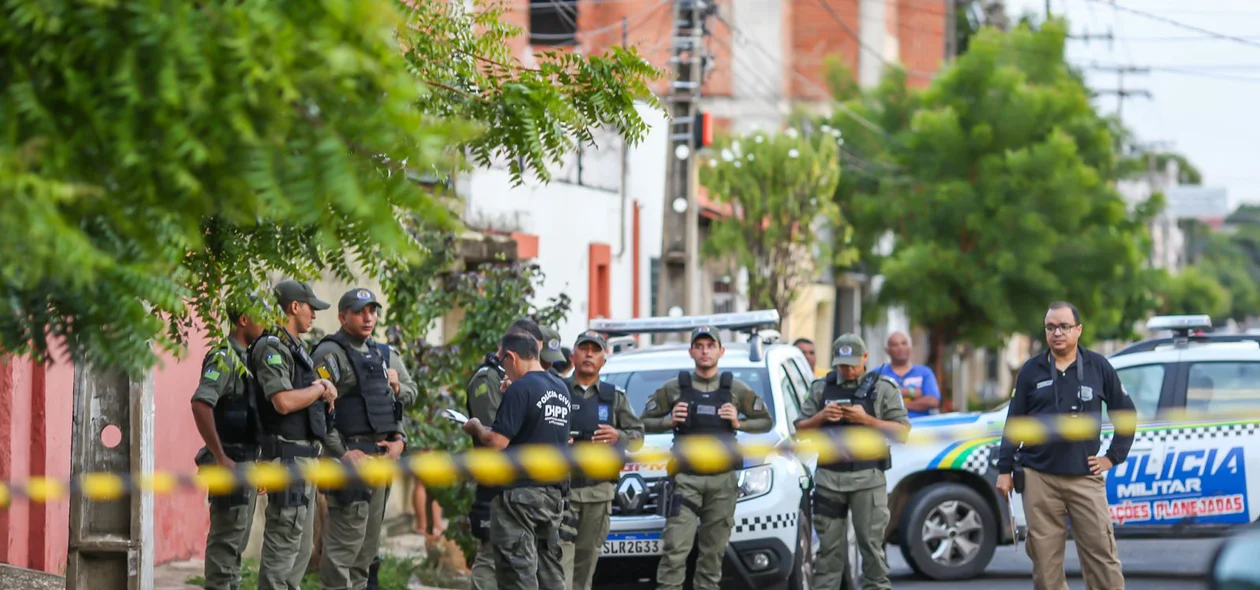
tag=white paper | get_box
[442,408,469,424]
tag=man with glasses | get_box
[996,301,1135,590]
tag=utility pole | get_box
[657,0,714,339]
[1089,64,1152,124]
[945,0,957,61]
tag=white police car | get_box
[884,315,1260,581]
[587,310,836,590]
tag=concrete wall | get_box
[458,102,669,342]
[0,328,213,574]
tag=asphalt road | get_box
[601,538,1221,589]
[889,538,1219,589]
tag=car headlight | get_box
[737,464,773,501]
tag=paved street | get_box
[601,538,1221,589]
[889,538,1219,589]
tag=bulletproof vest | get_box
[207,346,262,446]
[321,333,398,436]
[567,379,617,441]
[817,370,890,472]
[674,371,736,438]
[250,330,328,442]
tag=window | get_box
[649,258,660,317]
[602,368,775,421]
[787,360,813,412]
[1114,364,1165,420]
[777,363,800,430]
[529,0,577,46]
[1185,362,1260,415]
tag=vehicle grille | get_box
[610,476,665,517]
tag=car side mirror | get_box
[1209,527,1260,590]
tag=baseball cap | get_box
[574,330,608,350]
[540,326,566,363]
[831,333,866,367]
[338,288,382,313]
[690,325,722,347]
[274,280,331,311]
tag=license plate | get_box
[601,532,663,556]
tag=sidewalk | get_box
[155,533,441,590]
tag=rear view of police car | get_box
[587,311,823,590]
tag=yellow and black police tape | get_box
[1,407,1255,506]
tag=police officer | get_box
[996,301,1134,590]
[540,325,567,376]
[559,330,644,590]
[312,288,416,590]
[191,307,267,590]
[466,318,546,590]
[641,326,772,590]
[462,331,571,590]
[249,280,337,590]
[795,334,909,590]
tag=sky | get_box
[1006,0,1260,210]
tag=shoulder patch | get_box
[474,381,490,397]
[752,397,766,412]
[265,353,284,367]
[644,399,658,412]
[203,366,222,382]
[615,385,626,395]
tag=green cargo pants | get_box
[489,486,566,590]
[258,456,318,590]
[656,472,738,590]
[812,485,891,590]
[470,539,498,590]
[559,500,611,590]
[319,481,390,590]
[203,486,258,590]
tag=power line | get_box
[1086,0,1260,51]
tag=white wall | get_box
[459,102,669,342]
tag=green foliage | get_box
[699,128,845,317]
[1174,224,1260,323]
[816,20,1162,376]
[0,0,658,375]
[383,220,570,561]
[1116,150,1203,185]
[405,0,662,186]
[1158,267,1231,321]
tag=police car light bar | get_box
[1146,314,1213,333]
[590,309,781,336]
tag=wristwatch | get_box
[391,433,408,444]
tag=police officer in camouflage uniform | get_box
[466,318,546,590]
[249,280,338,590]
[559,330,644,590]
[641,326,772,590]
[312,288,417,590]
[463,331,571,590]
[796,334,910,590]
[192,307,267,590]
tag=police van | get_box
[587,310,840,590]
[882,314,1260,581]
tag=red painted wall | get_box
[0,327,215,574]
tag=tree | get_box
[0,0,659,374]
[698,127,846,319]
[1158,267,1231,321]
[817,20,1162,388]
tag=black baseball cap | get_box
[338,288,382,313]
[574,330,608,350]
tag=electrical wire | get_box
[1086,0,1260,50]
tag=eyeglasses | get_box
[1044,323,1078,334]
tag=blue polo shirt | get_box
[877,364,941,418]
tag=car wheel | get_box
[898,483,997,581]
[788,501,813,590]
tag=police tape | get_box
[0,407,1254,505]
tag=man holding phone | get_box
[796,334,910,590]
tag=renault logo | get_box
[617,474,647,514]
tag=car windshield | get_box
[601,367,775,420]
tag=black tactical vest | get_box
[207,346,262,446]
[817,370,890,472]
[321,333,398,436]
[250,330,327,442]
[674,371,736,439]
[567,379,619,487]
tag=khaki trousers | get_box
[1022,468,1125,590]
